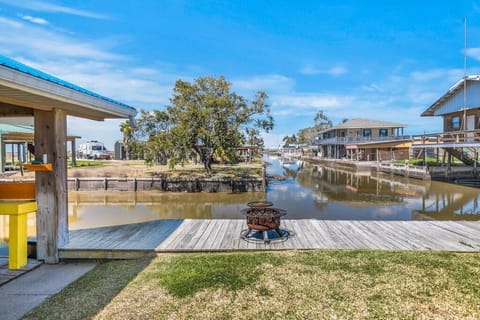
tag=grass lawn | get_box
[69,160,107,168]
[24,250,480,319]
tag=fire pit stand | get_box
[240,201,289,243]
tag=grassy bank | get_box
[24,250,480,319]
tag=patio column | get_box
[0,135,4,172]
[71,139,77,167]
[34,109,68,264]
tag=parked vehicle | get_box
[77,140,111,160]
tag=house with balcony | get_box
[314,118,410,161]
[412,76,480,166]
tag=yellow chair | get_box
[0,182,36,269]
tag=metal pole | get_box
[463,18,467,131]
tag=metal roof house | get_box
[314,118,411,161]
[421,76,480,137]
[0,55,137,263]
[413,76,480,166]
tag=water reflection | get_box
[265,155,480,221]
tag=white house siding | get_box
[434,81,480,116]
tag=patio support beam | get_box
[0,135,4,172]
[71,139,77,167]
[34,109,68,263]
[0,103,34,116]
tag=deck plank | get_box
[57,220,480,258]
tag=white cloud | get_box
[299,64,321,75]
[466,47,480,61]
[0,16,22,28]
[0,0,109,19]
[272,94,353,110]
[233,74,295,93]
[19,14,48,25]
[328,65,347,76]
[360,83,383,93]
[0,16,123,60]
[299,63,347,76]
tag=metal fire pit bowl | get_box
[240,206,289,243]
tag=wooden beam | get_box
[34,109,68,264]
[0,134,4,173]
[0,96,52,112]
[0,103,34,116]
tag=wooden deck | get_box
[58,219,480,259]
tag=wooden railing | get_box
[412,129,480,144]
[316,135,412,145]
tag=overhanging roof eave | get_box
[0,62,137,120]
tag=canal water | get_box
[1,155,480,246]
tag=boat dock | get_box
[58,219,480,259]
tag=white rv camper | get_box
[77,140,111,160]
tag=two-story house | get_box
[314,118,410,161]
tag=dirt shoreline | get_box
[4,160,266,192]
[7,160,264,179]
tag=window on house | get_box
[362,129,372,137]
[379,128,388,137]
[451,116,460,130]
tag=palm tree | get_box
[119,120,134,160]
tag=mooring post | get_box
[262,163,267,191]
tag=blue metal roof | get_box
[0,123,80,137]
[0,124,34,134]
[0,55,135,111]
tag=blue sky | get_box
[1,1,480,148]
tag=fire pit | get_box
[240,201,289,243]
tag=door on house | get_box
[466,115,475,140]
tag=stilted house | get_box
[314,118,410,161]
[0,55,136,263]
[413,76,480,166]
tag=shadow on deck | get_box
[60,220,184,259]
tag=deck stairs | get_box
[444,147,475,166]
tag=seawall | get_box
[67,177,265,192]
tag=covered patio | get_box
[0,55,136,264]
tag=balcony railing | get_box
[412,129,480,145]
[315,135,412,145]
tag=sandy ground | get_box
[7,160,263,179]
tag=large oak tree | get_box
[168,76,273,173]
[126,76,274,173]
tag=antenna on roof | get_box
[463,17,467,131]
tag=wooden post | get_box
[34,109,68,264]
[262,163,267,191]
[71,139,77,167]
[0,134,4,173]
